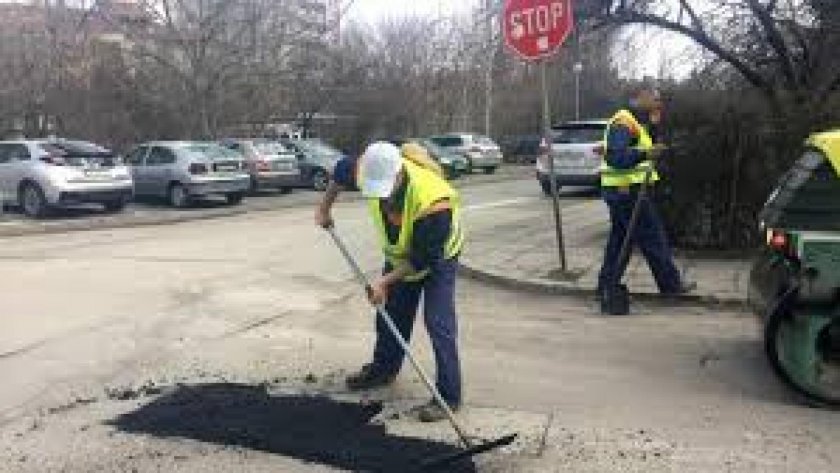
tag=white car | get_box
[0,139,133,218]
[537,120,607,194]
[429,133,503,174]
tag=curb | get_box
[0,172,533,239]
[459,258,749,311]
[0,207,247,238]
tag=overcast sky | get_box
[348,0,699,79]
[348,0,480,24]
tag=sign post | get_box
[502,0,573,272]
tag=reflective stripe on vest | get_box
[368,159,464,281]
[600,109,660,187]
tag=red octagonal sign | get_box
[503,0,574,61]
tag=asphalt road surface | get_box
[0,177,837,472]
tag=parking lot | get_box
[0,166,532,237]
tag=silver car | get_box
[125,141,250,207]
[537,120,608,194]
[429,133,503,174]
[220,139,300,194]
[0,139,133,218]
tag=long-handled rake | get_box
[325,225,517,470]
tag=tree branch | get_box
[746,0,798,88]
[606,9,774,99]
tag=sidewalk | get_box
[460,197,753,306]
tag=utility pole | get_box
[483,0,495,136]
[573,21,583,120]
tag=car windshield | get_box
[475,135,497,146]
[254,141,290,155]
[297,140,341,158]
[552,124,606,144]
[420,140,453,157]
[39,141,119,167]
[184,144,241,161]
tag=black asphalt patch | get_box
[110,383,476,472]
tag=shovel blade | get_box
[420,433,518,470]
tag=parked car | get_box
[748,129,840,406]
[125,141,249,207]
[0,139,133,218]
[537,120,607,194]
[281,139,344,191]
[416,139,469,179]
[428,133,503,174]
[500,135,541,164]
[388,138,469,179]
[220,139,300,194]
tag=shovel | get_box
[601,160,657,315]
[324,225,517,470]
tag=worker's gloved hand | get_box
[367,279,389,306]
[316,206,334,229]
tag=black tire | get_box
[168,183,190,208]
[103,199,127,213]
[311,169,329,192]
[484,166,497,175]
[279,186,293,195]
[764,293,840,408]
[540,180,553,196]
[249,177,260,194]
[226,192,244,205]
[19,182,50,218]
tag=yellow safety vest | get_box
[807,129,840,178]
[366,159,464,281]
[600,109,660,187]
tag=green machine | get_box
[749,129,840,406]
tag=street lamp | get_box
[573,61,583,120]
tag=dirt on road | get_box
[0,184,837,472]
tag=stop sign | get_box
[503,0,574,61]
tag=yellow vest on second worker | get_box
[366,159,464,281]
[600,109,660,187]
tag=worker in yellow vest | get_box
[597,87,695,309]
[316,141,464,422]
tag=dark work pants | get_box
[597,191,683,294]
[371,258,462,406]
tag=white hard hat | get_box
[360,141,402,198]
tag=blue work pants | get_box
[597,190,683,294]
[371,258,462,406]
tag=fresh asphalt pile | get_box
[109,383,477,472]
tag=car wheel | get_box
[226,192,244,205]
[484,166,497,175]
[249,177,260,194]
[312,169,329,192]
[279,186,293,195]
[19,182,50,218]
[540,180,554,196]
[103,199,127,213]
[168,183,190,208]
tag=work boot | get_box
[345,363,396,391]
[663,280,697,296]
[416,399,460,423]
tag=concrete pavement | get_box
[461,189,753,306]
[0,177,836,472]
